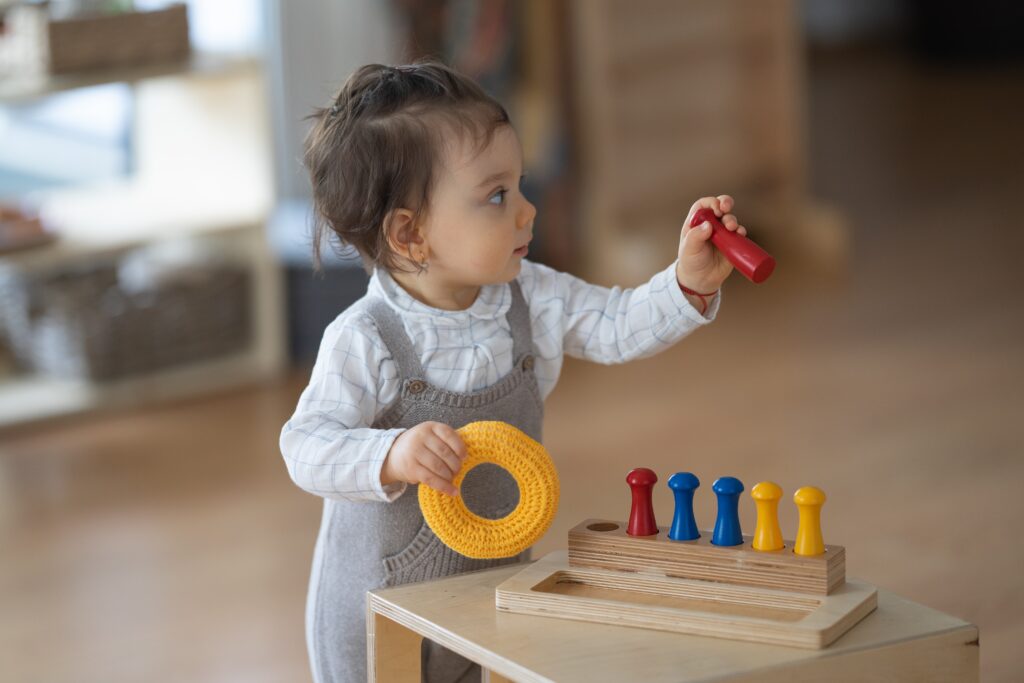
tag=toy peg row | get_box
[626,467,659,537]
[690,208,776,283]
[632,469,827,554]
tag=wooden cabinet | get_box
[568,0,844,283]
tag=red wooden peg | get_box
[691,208,776,283]
[626,467,659,536]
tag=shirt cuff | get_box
[369,428,408,502]
[664,260,721,324]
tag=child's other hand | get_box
[382,422,467,496]
[677,195,747,294]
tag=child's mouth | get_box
[513,244,529,257]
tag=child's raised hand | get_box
[676,195,747,294]
[381,421,467,496]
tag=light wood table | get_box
[367,561,978,682]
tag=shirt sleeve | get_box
[520,259,719,365]
[279,310,408,503]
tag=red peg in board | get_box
[691,208,776,283]
[626,468,659,536]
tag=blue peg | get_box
[712,476,744,546]
[667,472,701,541]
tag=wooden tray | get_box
[496,551,877,649]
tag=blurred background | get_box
[0,0,1021,680]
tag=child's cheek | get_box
[461,250,489,274]
[468,242,501,269]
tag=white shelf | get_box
[0,51,261,104]
[0,348,273,429]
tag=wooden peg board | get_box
[569,519,845,595]
[494,519,876,649]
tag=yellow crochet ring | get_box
[419,421,559,560]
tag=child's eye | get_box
[488,189,508,206]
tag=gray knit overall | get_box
[307,280,543,683]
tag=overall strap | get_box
[505,280,535,361]
[364,298,425,379]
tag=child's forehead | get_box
[441,125,521,181]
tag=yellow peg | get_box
[751,481,784,551]
[793,486,827,556]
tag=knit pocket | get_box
[381,520,443,586]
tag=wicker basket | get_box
[47,4,190,75]
[0,257,251,381]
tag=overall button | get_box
[521,355,535,371]
[407,379,427,394]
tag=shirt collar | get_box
[369,267,512,326]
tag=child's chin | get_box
[477,259,524,286]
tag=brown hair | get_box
[303,61,510,272]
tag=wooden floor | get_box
[2,47,1022,682]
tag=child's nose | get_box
[518,197,537,229]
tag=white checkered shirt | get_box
[280,259,719,503]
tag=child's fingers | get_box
[415,452,461,495]
[686,197,719,226]
[687,195,733,228]
[430,423,468,461]
[422,434,463,479]
[416,464,459,497]
[721,214,748,236]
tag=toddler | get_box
[281,61,747,683]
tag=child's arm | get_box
[279,312,407,503]
[521,195,744,366]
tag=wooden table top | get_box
[369,557,978,683]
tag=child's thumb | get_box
[683,221,713,255]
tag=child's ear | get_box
[384,208,426,261]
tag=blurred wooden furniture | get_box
[569,0,846,283]
[47,4,190,75]
[0,206,55,254]
[0,58,282,429]
[368,562,978,682]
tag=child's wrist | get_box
[380,455,397,486]
[675,268,718,317]
[675,263,719,296]
[679,284,716,317]
[380,445,403,486]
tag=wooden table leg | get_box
[367,611,422,682]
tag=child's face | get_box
[419,125,536,287]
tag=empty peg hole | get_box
[587,522,620,532]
